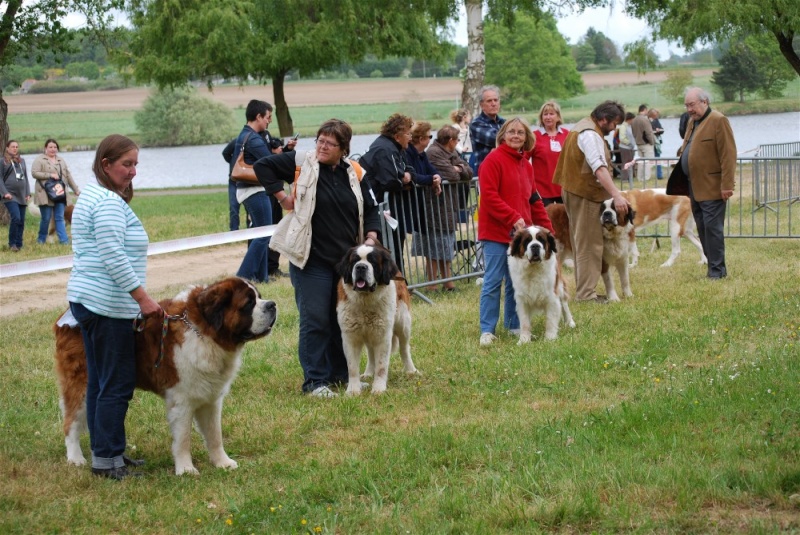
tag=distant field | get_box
[7,69,799,151]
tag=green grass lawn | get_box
[0,192,798,533]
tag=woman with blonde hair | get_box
[530,100,569,205]
[477,117,554,346]
[449,108,473,156]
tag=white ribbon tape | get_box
[0,225,276,279]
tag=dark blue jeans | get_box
[237,191,272,283]
[290,256,349,392]
[228,180,241,231]
[69,302,137,470]
[38,203,68,244]
[5,201,26,248]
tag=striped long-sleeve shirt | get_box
[67,183,149,318]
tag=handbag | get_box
[44,178,66,203]
[230,133,260,186]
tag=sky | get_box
[452,6,684,60]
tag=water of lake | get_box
[21,112,800,190]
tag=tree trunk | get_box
[1,90,8,155]
[774,30,800,77]
[271,70,294,137]
[460,0,484,117]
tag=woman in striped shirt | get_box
[67,134,162,480]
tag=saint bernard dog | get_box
[546,189,706,268]
[54,277,277,475]
[507,226,576,343]
[545,203,574,269]
[600,199,636,302]
[336,244,417,395]
[621,188,706,267]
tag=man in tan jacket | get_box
[553,101,630,303]
[666,87,736,279]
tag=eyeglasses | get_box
[505,130,527,137]
[315,138,340,149]
[684,100,702,109]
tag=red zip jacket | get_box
[478,143,554,243]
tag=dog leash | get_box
[133,311,203,368]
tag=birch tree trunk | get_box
[460,0,484,117]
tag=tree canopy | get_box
[484,11,584,110]
[625,0,800,75]
[123,0,453,135]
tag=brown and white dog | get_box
[547,190,706,268]
[507,226,576,342]
[622,188,706,267]
[54,277,277,475]
[600,199,636,301]
[336,244,417,395]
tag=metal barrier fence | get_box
[621,156,799,238]
[378,179,482,302]
[757,142,800,158]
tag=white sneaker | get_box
[480,333,497,346]
[310,385,338,398]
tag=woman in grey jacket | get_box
[1,140,31,251]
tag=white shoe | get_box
[480,333,497,346]
[310,385,338,398]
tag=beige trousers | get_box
[563,191,605,300]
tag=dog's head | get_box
[190,277,277,346]
[337,244,397,292]
[508,225,557,263]
[600,199,636,230]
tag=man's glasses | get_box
[315,138,340,149]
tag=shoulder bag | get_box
[231,133,260,186]
[44,163,67,203]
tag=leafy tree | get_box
[625,0,800,76]
[65,60,101,80]
[581,27,620,65]
[134,88,237,146]
[484,11,584,109]
[623,39,659,73]
[573,42,596,71]
[744,34,797,99]
[123,0,452,136]
[659,69,694,102]
[711,41,761,102]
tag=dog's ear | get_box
[336,248,356,284]
[196,283,233,332]
[375,247,397,285]
[546,233,557,257]
[626,208,636,225]
[509,230,526,258]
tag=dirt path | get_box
[0,244,251,318]
[5,70,714,114]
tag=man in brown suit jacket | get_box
[667,87,736,279]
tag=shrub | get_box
[659,69,694,103]
[369,69,383,78]
[26,80,88,94]
[134,87,237,146]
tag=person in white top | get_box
[67,134,162,480]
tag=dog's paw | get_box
[175,464,200,476]
[517,333,532,345]
[405,368,421,376]
[67,456,87,466]
[567,320,576,329]
[213,457,238,470]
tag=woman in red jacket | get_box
[478,117,554,346]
